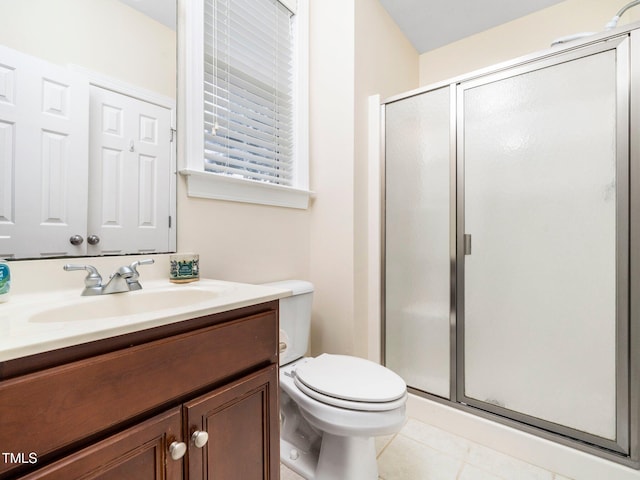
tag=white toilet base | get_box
[281,434,378,480]
[281,437,319,479]
[316,434,378,480]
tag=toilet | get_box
[271,280,407,480]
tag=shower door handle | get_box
[464,234,472,255]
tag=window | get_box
[180,0,310,209]
[205,0,293,185]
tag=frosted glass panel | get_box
[385,87,450,398]
[463,50,619,439]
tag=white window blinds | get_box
[204,0,295,186]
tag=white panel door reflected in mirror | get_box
[0,0,176,259]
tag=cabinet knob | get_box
[191,430,209,448]
[69,235,84,246]
[87,235,100,245]
[169,441,187,460]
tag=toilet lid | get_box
[294,354,406,404]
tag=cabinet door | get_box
[20,408,183,480]
[184,365,279,480]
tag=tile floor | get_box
[280,416,572,480]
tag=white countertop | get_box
[0,278,291,362]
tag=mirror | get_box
[0,0,177,259]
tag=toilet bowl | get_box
[268,280,407,480]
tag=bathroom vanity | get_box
[0,279,288,479]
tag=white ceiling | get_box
[118,0,570,52]
[117,0,176,30]
[378,0,566,53]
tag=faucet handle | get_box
[129,258,155,276]
[63,264,102,288]
[125,258,155,290]
[130,258,154,268]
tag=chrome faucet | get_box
[64,259,155,296]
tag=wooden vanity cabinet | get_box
[19,408,184,480]
[185,365,279,480]
[0,301,280,480]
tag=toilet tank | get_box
[264,280,314,366]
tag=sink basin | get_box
[29,286,227,323]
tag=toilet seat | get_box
[293,354,407,412]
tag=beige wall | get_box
[176,190,311,284]
[308,0,418,357]
[308,0,357,355]
[0,0,175,98]
[419,0,640,87]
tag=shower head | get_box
[605,0,640,30]
[551,0,640,47]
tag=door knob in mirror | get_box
[69,235,84,246]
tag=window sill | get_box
[179,169,312,209]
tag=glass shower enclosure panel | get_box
[385,87,451,398]
[460,41,628,446]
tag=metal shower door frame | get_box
[381,26,640,467]
[455,36,630,455]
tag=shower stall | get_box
[383,27,640,466]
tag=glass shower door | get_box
[459,39,629,450]
[385,87,451,398]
